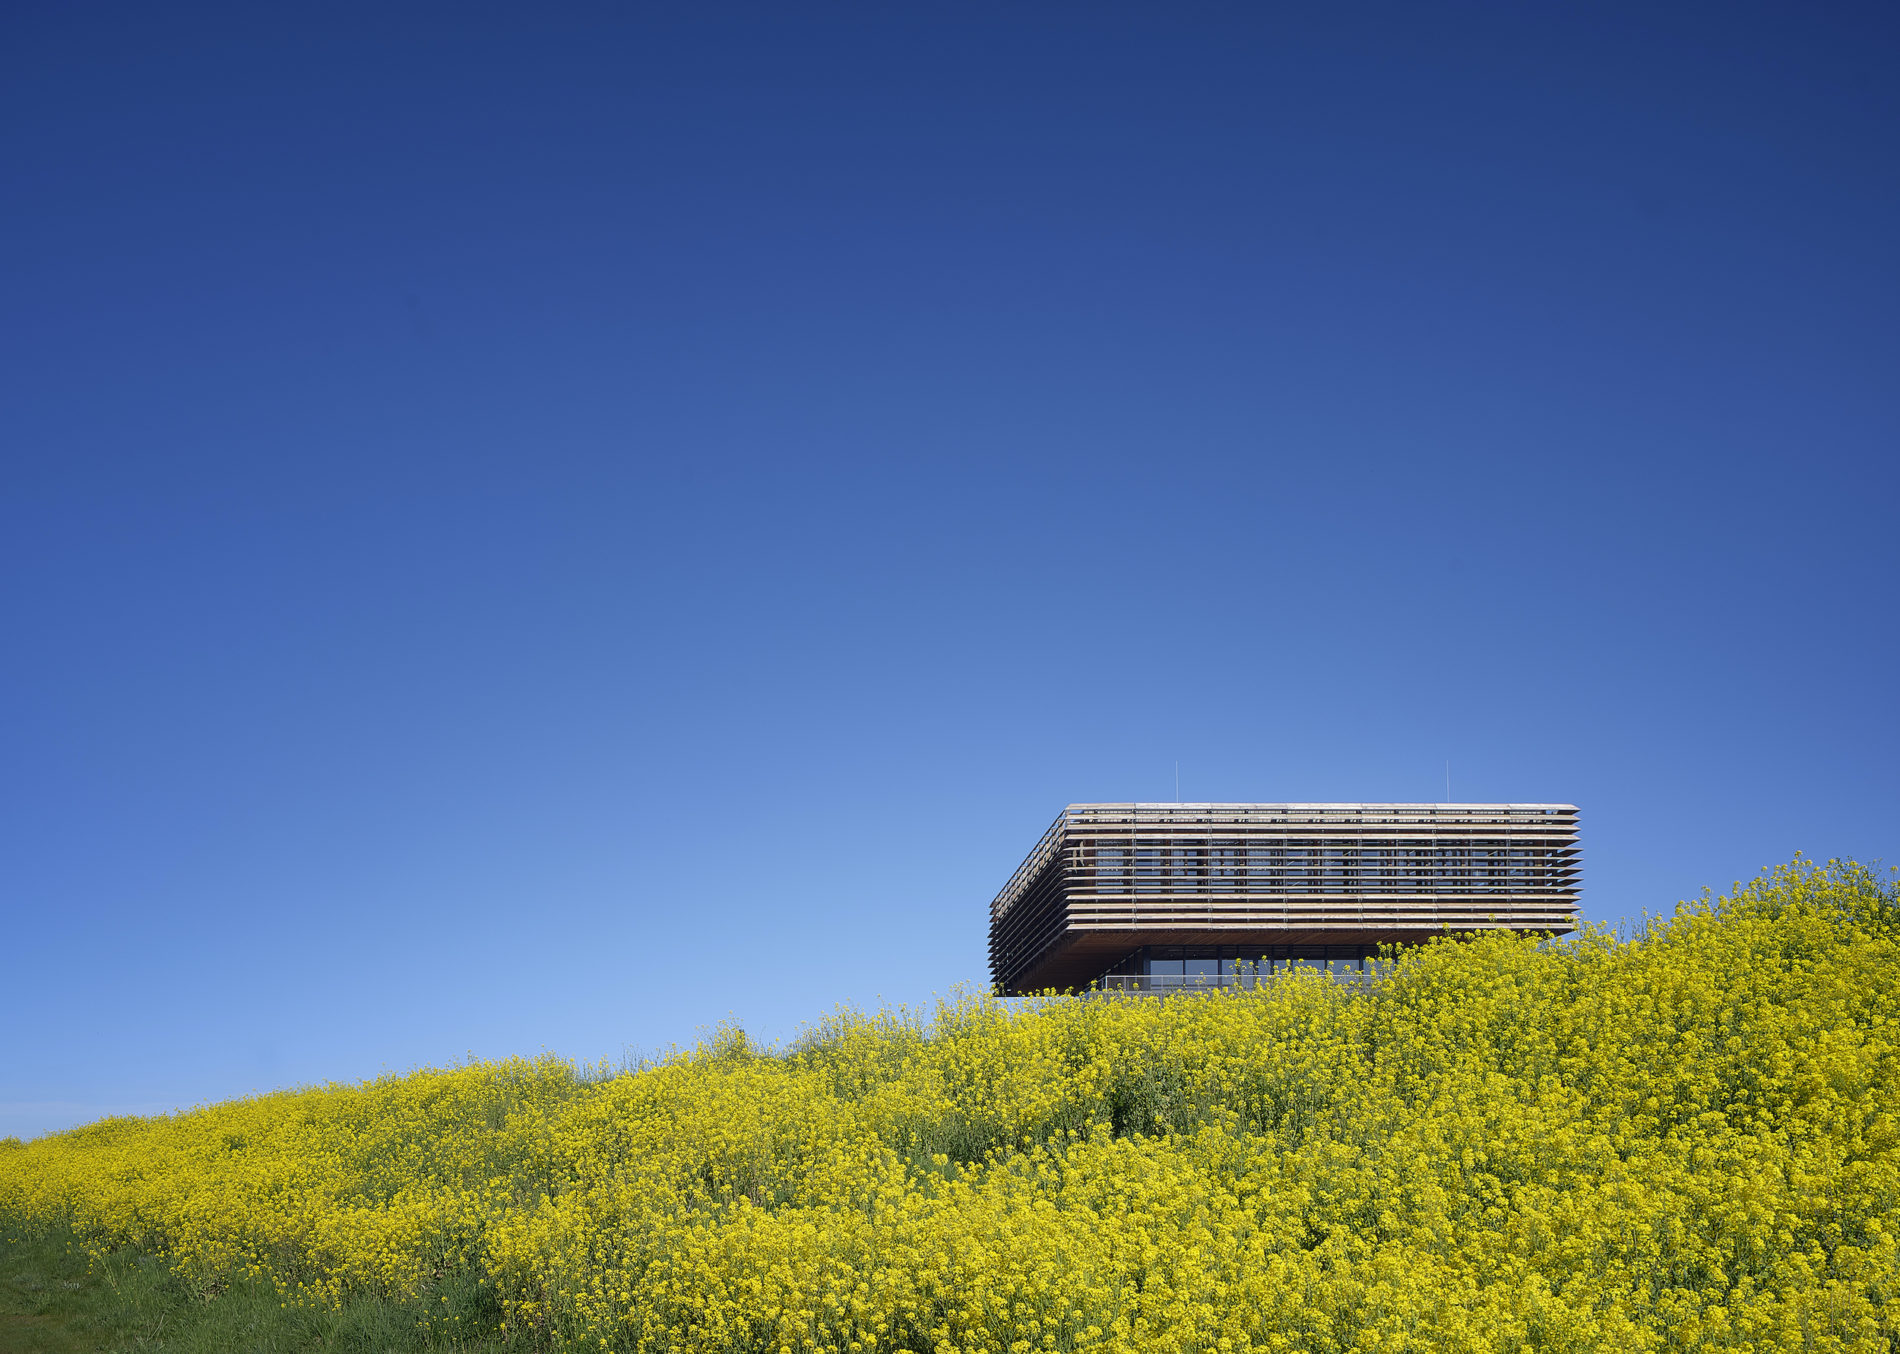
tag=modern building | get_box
[988,803,1581,994]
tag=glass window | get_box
[1147,958,1185,976]
[1185,958,1219,976]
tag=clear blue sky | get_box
[4,3,1896,1139]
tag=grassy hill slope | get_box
[4,858,1896,1353]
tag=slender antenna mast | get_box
[1445,761,1451,804]
[1175,761,1180,803]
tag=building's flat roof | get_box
[1063,802,1577,814]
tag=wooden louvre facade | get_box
[988,803,1581,995]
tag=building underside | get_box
[988,803,1581,995]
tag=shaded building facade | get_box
[988,803,1581,995]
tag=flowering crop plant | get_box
[4,857,1897,1352]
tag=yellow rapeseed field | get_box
[3,857,1896,1352]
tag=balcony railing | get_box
[1093,969,1382,995]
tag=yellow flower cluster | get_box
[4,857,1897,1352]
